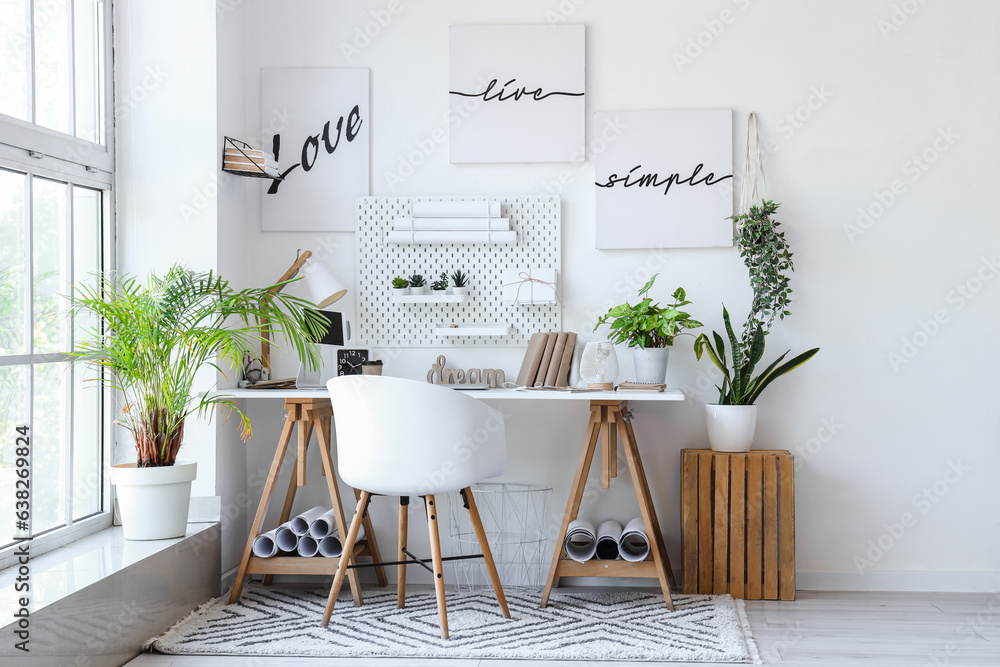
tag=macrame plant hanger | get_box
[737,112,768,229]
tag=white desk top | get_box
[214,386,685,402]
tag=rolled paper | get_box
[297,535,319,557]
[392,215,511,231]
[317,535,342,558]
[318,526,365,558]
[386,230,517,245]
[596,520,624,560]
[618,517,651,562]
[275,523,299,553]
[252,520,293,558]
[308,508,340,539]
[564,519,598,563]
[412,200,501,218]
[291,505,328,536]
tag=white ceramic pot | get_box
[111,461,197,540]
[706,405,758,452]
[431,289,448,298]
[451,286,469,296]
[632,347,670,384]
[391,287,409,296]
[410,285,429,295]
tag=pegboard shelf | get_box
[434,325,512,337]
[391,294,471,304]
[357,195,561,348]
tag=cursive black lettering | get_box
[267,103,364,194]
[301,134,320,171]
[596,163,732,196]
[450,77,583,103]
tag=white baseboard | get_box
[797,570,1000,593]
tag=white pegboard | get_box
[356,195,561,347]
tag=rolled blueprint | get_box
[392,215,511,231]
[252,520,293,558]
[308,508,340,539]
[412,200,501,218]
[564,519,598,562]
[596,520,624,560]
[618,517,651,562]
[290,505,328,536]
[275,523,299,553]
[386,230,517,245]
[318,526,365,558]
[297,535,319,557]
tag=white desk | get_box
[220,386,685,402]
[223,384,683,609]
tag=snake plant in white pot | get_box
[69,265,326,539]
[694,307,818,452]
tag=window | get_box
[0,0,113,563]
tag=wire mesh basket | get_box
[448,483,551,593]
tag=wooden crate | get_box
[680,449,795,600]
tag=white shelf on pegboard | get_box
[433,324,512,337]
[390,294,471,304]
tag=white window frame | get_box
[0,0,115,570]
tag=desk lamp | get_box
[261,250,347,374]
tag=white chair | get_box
[321,375,511,638]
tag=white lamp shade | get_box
[302,259,347,308]
[580,341,619,385]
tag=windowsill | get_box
[0,522,218,619]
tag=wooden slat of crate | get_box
[680,449,795,600]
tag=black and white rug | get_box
[148,585,760,663]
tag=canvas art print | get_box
[594,109,734,249]
[449,24,585,164]
[261,68,370,231]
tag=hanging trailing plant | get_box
[732,199,794,350]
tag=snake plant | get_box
[694,305,818,405]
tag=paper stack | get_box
[387,200,517,244]
[223,146,279,177]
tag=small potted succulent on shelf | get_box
[391,276,410,296]
[451,269,470,296]
[409,273,428,295]
[431,272,450,296]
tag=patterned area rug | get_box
[149,585,760,663]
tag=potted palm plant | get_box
[68,265,326,540]
[694,306,818,452]
[593,274,702,384]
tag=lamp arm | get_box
[260,250,314,373]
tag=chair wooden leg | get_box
[424,495,449,639]
[322,491,369,626]
[463,487,510,618]
[398,497,408,609]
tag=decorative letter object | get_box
[261,68,370,231]
[427,355,505,388]
[449,25,585,163]
[594,109,734,249]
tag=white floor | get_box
[126,590,1000,667]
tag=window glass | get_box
[0,169,26,356]
[34,0,71,134]
[0,0,29,121]
[32,177,68,354]
[32,361,69,533]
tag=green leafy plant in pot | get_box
[593,273,702,385]
[68,265,327,539]
[694,306,818,452]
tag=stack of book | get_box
[515,331,578,387]
[616,381,666,392]
[222,139,279,178]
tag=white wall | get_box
[144,0,1000,590]
[114,0,220,497]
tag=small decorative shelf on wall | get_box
[433,324,513,337]
[391,294,471,304]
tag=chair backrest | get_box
[326,375,507,495]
